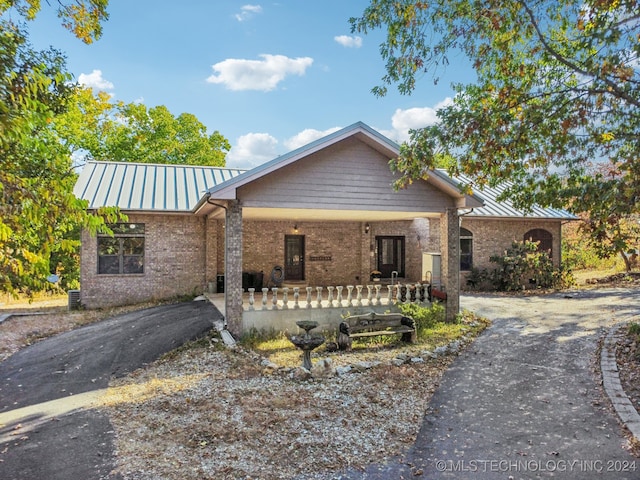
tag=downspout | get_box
[458,208,474,227]
[206,193,228,212]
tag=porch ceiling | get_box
[236,207,442,221]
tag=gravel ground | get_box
[100,331,482,480]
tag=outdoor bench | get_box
[337,312,417,350]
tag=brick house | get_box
[74,122,574,336]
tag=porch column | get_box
[441,208,460,322]
[225,200,243,337]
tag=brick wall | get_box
[80,211,564,309]
[80,213,209,308]
[242,221,363,286]
[459,217,563,271]
[241,218,438,286]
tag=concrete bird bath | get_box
[289,320,325,370]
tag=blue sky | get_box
[27,1,473,169]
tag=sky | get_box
[26,1,474,169]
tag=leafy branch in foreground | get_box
[352,0,640,261]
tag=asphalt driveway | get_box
[0,299,220,480]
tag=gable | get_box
[237,136,457,213]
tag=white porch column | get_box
[225,200,243,337]
[441,207,460,322]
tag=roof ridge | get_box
[83,159,247,172]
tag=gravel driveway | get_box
[331,287,640,479]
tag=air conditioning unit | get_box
[68,290,81,310]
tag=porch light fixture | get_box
[365,223,370,233]
[294,224,298,232]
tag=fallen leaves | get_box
[105,345,456,480]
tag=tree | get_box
[0,1,118,296]
[55,88,230,167]
[1,0,108,44]
[351,0,640,260]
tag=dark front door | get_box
[285,235,305,281]
[377,236,405,278]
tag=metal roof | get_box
[450,172,577,220]
[73,126,576,222]
[74,161,246,211]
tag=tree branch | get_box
[518,0,640,109]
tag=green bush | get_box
[398,302,446,337]
[489,240,574,291]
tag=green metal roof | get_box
[73,161,246,211]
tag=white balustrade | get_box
[355,285,363,306]
[336,286,343,305]
[305,287,313,309]
[346,285,354,305]
[293,287,300,309]
[243,283,431,311]
[248,288,255,310]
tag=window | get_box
[98,223,145,274]
[524,229,552,256]
[460,228,473,271]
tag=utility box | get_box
[422,253,442,288]
[68,290,81,310]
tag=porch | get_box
[196,124,476,336]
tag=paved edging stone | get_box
[601,324,640,442]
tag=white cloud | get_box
[334,35,362,48]
[235,4,263,22]
[383,98,454,142]
[227,132,279,168]
[206,54,314,91]
[283,127,342,151]
[78,69,114,91]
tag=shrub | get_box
[398,302,446,337]
[465,267,494,290]
[489,240,574,291]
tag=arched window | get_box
[524,229,552,256]
[460,228,473,271]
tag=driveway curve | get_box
[329,287,640,479]
[0,300,220,480]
